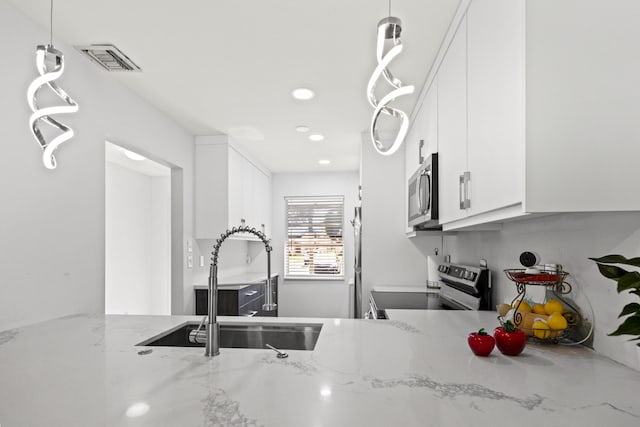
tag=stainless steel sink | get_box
[137,321,322,351]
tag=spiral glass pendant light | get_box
[366,2,414,156]
[26,0,79,170]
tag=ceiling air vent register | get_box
[74,44,141,72]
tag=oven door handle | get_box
[440,293,473,310]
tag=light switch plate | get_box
[187,255,193,269]
[187,239,193,253]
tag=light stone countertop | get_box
[0,311,639,426]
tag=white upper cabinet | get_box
[252,166,271,237]
[419,0,640,231]
[438,16,468,224]
[405,79,439,181]
[195,136,272,240]
[438,1,525,226]
[466,0,524,216]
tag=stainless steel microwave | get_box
[408,153,439,229]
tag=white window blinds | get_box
[285,196,345,279]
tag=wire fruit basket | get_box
[500,267,581,343]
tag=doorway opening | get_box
[105,141,172,315]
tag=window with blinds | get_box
[285,196,345,279]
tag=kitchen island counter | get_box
[0,311,638,426]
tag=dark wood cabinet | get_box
[194,276,278,317]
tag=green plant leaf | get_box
[590,255,640,267]
[609,314,640,337]
[594,262,628,280]
[617,271,640,292]
[618,302,640,318]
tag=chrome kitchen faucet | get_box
[190,226,276,357]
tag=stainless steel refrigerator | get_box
[351,205,362,318]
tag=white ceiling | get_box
[9,0,460,173]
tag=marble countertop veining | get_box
[0,311,639,426]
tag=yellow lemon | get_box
[544,299,564,315]
[520,312,548,336]
[513,299,532,313]
[532,304,546,315]
[532,319,551,339]
[547,312,568,330]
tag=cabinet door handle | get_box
[459,172,471,210]
[463,171,471,209]
[240,218,246,226]
[243,310,259,317]
[244,290,258,296]
[459,174,465,210]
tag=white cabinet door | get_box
[438,16,468,224]
[423,80,438,158]
[195,143,229,239]
[467,0,525,216]
[405,82,438,180]
[404,119,421,181]
[241,158,256,228]
[253,167,271,236]
[227,147,244,229]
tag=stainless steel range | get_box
[437,262,492,310]
[367,262,492,319]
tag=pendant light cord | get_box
[49,0,53,46]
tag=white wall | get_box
[149,175,172,313]
[360,135,431,313]
[413,211,640,370]
[270,172,359,318]
[192,239,252,286]
[0,0,195,330]
[105,162,170,315]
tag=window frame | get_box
[283,195,345,281]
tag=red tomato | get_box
[494,321,527,356]
[467,328,495,357]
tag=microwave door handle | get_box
[419,170,430,214]
[424,173,431,211]
[415,173,423,213]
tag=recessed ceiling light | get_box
[123,149,146,161]
[295,125,310,133]
[309,134,324,141]
[320,387,332,397]
[318,159,331,165]
[125,402,150,418]
[292,87,315,100]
